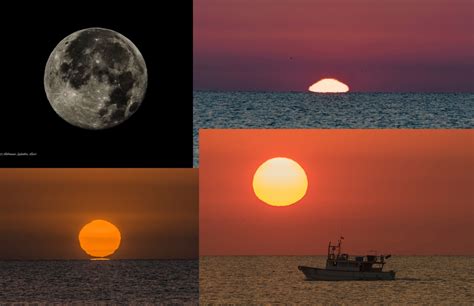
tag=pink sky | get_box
[194,0,474,92]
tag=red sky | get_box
[200,130,474,255]
[194,0,474,92]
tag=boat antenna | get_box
[337,236,344,256]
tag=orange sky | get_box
[0,169,198,260]
[200,130,474,255]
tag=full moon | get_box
[309,78,349,93]
[44,28,147,129]
[78,219,121,258]
[253,157,308,207]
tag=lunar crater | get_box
[44,27,147,129]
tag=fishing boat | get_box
[298,238,396,281]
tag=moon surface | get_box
[44,28,147,129]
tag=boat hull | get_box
[298,266,396,281]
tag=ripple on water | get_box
[193,92,474,166]
[0,260,198,303]
[200,256,474,304]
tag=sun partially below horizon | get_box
[309,78,349,93]
[253,157,308,207]
[78,219,121,258]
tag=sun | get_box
[252,157,308,207]
[78,220,121,258]
[308,78,349,93]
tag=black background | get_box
[0,1,192,167]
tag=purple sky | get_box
[194,0,474,92]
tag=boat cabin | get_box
[326,238,391,272]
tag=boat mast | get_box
[337,236,344,257]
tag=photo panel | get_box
[193,0,474,167]
[199,129,473,304]
[0,168,198,303]
[1,1,192,167]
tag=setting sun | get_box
[252,157,308,207]
[308,78,349,93]
[78,220,121,258]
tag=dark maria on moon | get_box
[44,28,148,130]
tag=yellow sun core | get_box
[309,78,349,93]
[78,219,121,258]
[253,157,308,207]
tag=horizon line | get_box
[200,254,474,257]
[193,89,474,94]
[0,257,199,261]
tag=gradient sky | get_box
[194,0,474,92]
[200,130,474,255]
[0,169,198,260]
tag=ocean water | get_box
[200,256,474,304]
[0,260,198,303]
[193,91,474,166]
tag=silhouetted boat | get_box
[298,238,396,281]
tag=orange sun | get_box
[78,220,121,258]
[309,78,349,93]
[253,157,308,207]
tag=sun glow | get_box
[309,78,349,93]
[78,220,121,258]
[252,157,308,207]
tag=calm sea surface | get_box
[0,260,198,303]
[193,91,474,166]
[200,256,474,304]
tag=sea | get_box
[200,256,474,304]
[0,260,198,304]
[193,91,474,166]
